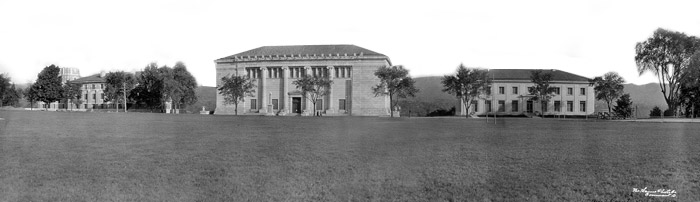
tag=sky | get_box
[1,0,699,87]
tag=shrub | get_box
[650,106,661,117]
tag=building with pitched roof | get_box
[456,69,595,117]
[214,45,391,116]
[67,72,110,109]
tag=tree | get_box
[293,76,333,116]
[218,74,256,115]
[528,70,557,117]
[635,28,699,115]
[172,62,198,111]
[105,71,136,112]
[441,64,491,118]
[33,64,64,107]
[0,74,22,107]
[131,63,163,111]
[613,93,633,119]
[680,51,700,118]
[62,81,83,110]
[372,65,418,117]
[593,72,626,113]
[25,84,38,110]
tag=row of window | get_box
[475,100,587,112]
[83,93,104,101]
[497,86,586,96]
[245,67,352,79]
[249,99,347,110]
[84,84,103,90]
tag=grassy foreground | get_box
[0,111,698,201]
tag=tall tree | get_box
[33,64,64,108]
[131,63,163,111]
[293,76,333,116]
[372,65,418,117]
[635,28,699,115]
[528,70,557,117]
[613,93,634,119]
[592,72,626,113]
[680,51,700,118]
[172,62,198,111]
[159,65,177,112]
[25,84,38,110]
[218,74,256,115]
[441,64,491,118]
[62,81,83,110]
[0,73,10,107]
[105,71,136,112]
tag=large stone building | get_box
[214,45,391,116]
[456,69,595,116]
[66,72,110,110]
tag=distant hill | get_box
[404,76,670,118]
[185,86,217,113]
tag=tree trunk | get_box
[123,82,127,113]
[234,102,238,115]
[389,92,394,117]
[463,98,469,118]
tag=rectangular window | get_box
[554,87,560,95]
[567,101,573,112]
[580,88,586,95]
[341,68,345,78]
[498,87,505,94]
[93,94,96,100]
[473,100,479,112]
[580,101,586,112]
[512,87,518,94]
[485,100,492,112]
[512,100,518,112]
[251,99,257,109]
[498,100,505,112]
[268,68,272,78]
[554,101,561,112]
[272,99,279,110]
[335,67,340,78]
[567,87,573,95]
[92,84,95,89]
[316,99,323,110]
[347,67,351,78]
[542,101,548,112]
[339,99,346,110]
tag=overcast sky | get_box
[1,0,699,86]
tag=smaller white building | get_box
[456,69,595,116]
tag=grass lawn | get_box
[0,111,698,201]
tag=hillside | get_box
[185,86,217,113]
[405,76,670,118]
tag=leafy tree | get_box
[635,28,699,115]
[32,65,64,107]
[131,63,163,111]
[528,70,557,117]
[441,64,491,118]
[613,93,633,119]
[105,71,136,112]
[680,52,700,118]
[172,62,198,111]
[592,72,625,113]
[372,65,418,117]
[293,76,333,116]
[25,84,38,110]
[62,81,82,109]
[159,65,177,112]
[0,74,22,107]
[218,74,256,115]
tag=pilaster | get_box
[281,66,289,115]
[303,66,312,116]
[259,67,268,114]
[326,66,335,114]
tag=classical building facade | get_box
[456,69,595,116]
[214,45,391,116]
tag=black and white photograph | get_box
[0,0,699,201]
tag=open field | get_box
[0,111,698,201]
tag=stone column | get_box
[326,66,335,114]
[259,67,267,114]
[304,66,312,115]
[281,66,289,115]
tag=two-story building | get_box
[456,69,595,117]
[214,45,391,116]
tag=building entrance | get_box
[292,97,302,113]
